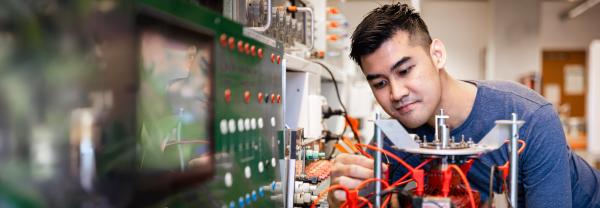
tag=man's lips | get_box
[396,101,417,114]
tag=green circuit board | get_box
[136,0,285,207]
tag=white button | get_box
[270,117,276,127]
[245,166,251,178]
[220,120,228,135]
[258,118,264,129]
[271,158,276,167]
[258,161,264,173]
[251,118,257,130]
[228,119,236,133]
[244,118,250,130]
[238,119,244,132]
[225,172,233,187]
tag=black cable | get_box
[313,61,361,144]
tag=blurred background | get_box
[0,0,598,207]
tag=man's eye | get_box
[372,80,388,89]
[398,66,414,76]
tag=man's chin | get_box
[394,113,427,129]
[400,121,422,129]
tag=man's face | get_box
[360,31,441,128]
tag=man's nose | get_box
[389,80,409,102]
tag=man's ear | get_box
[429,39,447,70]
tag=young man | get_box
[329,3,600,207]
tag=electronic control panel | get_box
[135,0,285,207]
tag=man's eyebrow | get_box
[366,74,382,81]
[365,57,411,81]
[390,57,411,72]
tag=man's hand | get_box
[327,153,388,207]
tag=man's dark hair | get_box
[350,3,432,67]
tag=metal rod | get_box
[374,112,382,208]
[510,113,519,208]
[248,0,272,32]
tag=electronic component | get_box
[309,110,525,208]
[375,110,524,208]
[134,0,285,207]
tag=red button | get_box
[244,43,250,54]
[237,40,244,52]
[244,90,251,103]
[219,34,227,47]
[258,48,264,58]
[270,94,275,103]
[251,45,256,56]
[228,37,235,50]
[276,95,281,103]
[270,53,275,63]
[257,92,264,103]
[224,89,231,103]
[277,55,281,64]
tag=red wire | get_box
[356,192,392,208]
[358,196,373,208]
[389,158,433,188]
[357,144,415,172]
[356,147,373,159]
[504,139,526,154]
[499,139,527,168]
[449,164,477,208]
[311,144,435,207]
[323,140,527,207]
[310,184,351,208]
[382,194,392,207]
[517,139,526,154]
[356,178,390,190]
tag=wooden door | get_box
[541,51,587,117]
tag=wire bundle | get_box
[310,139,527,208]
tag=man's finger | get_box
[334,176,363,189]
[331,176,363,202]
[334,153,375,169]
[332,164,374,179]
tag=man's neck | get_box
[427,70,478,129]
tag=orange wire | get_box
[355,178,390,190]
[356,192,392,208]
[358,196,373,208]
[389,158,433,188]
[382,194,392,207]
[500,139,527,168]
[357,144,415,172]
[449,164,477,208]
[517,139,526,154]
[310,184,351,208]
[505,139,526,154]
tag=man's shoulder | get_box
[467,80,555,131]
[476,80,549,107]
